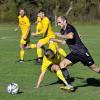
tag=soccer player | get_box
[15,8,31,62]
[52,16,100,80]
[35,48,74,91]
[31,10,66,63]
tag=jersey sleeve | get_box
[41,56,53,72]
[67,25,75,35]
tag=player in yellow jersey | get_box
[34,48,74,91]
[15,8,31,62]
[31,10,66,63]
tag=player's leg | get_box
[51,64,69,85]
[59,52,79,83]
[79,51,100,73]
[36,37,49,63]
[20,43,25,62]
[18,36,28,62]
[30,44,37,49]
[51,64,74,91]
[90,64,100,73]
[60,58,72,69]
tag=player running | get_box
[31,10,66,63]
[51,16,100,90]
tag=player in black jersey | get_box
[51,16,100,78]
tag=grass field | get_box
[0,23,100,100]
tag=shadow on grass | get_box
[42,77,75,87]
[42,77,100,92]
[24,59,34,62]
[17,91,24,94]
[74,78,100,91]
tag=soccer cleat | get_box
[60,85,74,92]
[34,57,43,64]
[16,59,24,63]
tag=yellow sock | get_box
[20,50,24,60]
[56,70,68,85]
[30,44,36,49]
[58,48,67,57]
[37,48,42,58]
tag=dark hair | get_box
[19,8,26,11]
[45,49,55,59]
[62,16,67,21]
[38,9,45,14]
[19,8,27,14]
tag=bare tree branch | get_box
[65,1,73,16]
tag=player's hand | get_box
[14,28,18,31]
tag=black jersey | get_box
[60,24,88,54]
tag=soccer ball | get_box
[7,83,19,94]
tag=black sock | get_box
[61,68,70,83]
[98,70,100,73]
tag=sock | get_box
[20,50,24,60]
[30,44,36,49]
[56,70,69,86]
[61,68,71,83]
[37,48,42,58]
[58,48,67,57]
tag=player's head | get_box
[37,9,45,18]
[45,49,55,59]
[19,8,26,17]
[57,16,68,28]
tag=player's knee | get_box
[60,61,66,69]
[52,64,60,72]
[20,44,25,50]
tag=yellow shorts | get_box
[48,42,58,54]
[38,36,58,48]
[20,31,30,45]
[38,37,50,45]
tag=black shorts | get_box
[66,51,94,67]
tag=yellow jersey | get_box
[36,16,43,34]
[36,17,55,38]
[41,52,61,72]
[18,15,31,35]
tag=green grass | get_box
[0,24,100,100]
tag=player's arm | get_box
[15,17,20,31]
[31,20,48,37]
[55,32,74,39]
[35,71,46,88]
[15,25,20,31]
[50,38,66,45]
[35,56,52,88]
